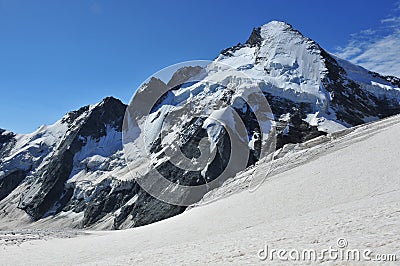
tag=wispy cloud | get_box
[395,0,400,11]
[335,2,400,77]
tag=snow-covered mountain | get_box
[217,21,400,136]
[1,21,400,230]
[2,104,400,265]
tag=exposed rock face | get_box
[0,169,26,202]
[1,21,400,230]
[321,51,400,125]
[0,129,15,158]
[167,66,203,88]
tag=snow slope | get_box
[1,113,399,265]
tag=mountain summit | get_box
[218,20,400,142]
[1,21,399,230]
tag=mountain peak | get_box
[260,20,306,41]
[260,20,293,30]
[99,96,124,107]
[246,21,295,46]
[218,20,325,102]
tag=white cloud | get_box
[380,16,400,24]
[335,3,400,77]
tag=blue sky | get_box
[1,0,399,133]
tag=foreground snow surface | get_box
[1,115,400,265]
